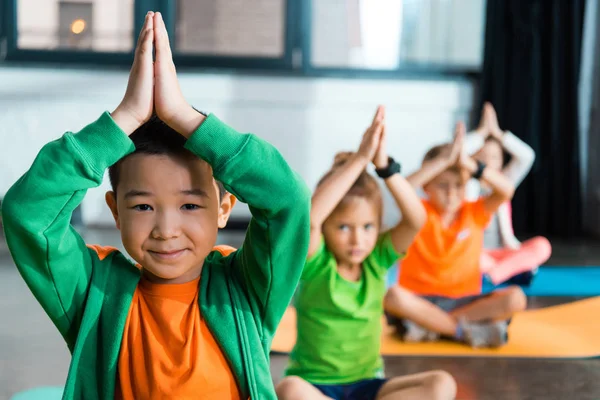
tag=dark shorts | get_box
[312,378,388,400]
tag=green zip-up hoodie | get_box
[1,112,310,399]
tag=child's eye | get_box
[338,225,349,231]
[364,223,374,230]
[182,204,201,211]
[132,204,152,212]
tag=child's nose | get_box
[152,211,182,240]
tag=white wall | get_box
[0,66,474,226]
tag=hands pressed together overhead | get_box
[357,105,390,170]
[476,101,504,141]
[111,11,203,138]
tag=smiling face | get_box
[106,153,234,284]
[322,196,380,267]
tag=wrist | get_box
[354,153,372,167]
[471,159,486,180]
[375,156,401,179]
[462,157,478,174]
[492,127,504,140]
[110,106,142,136]
[168,106,207,138]
[374,156,389,170]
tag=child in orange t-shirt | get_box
[384,122,527,348]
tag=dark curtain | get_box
[476,0,586,239]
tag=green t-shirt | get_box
[285,232,402,384]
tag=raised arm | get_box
[373,125,425,253]
[458,123,515,215]
[309,107,385,256]
[150,12,310,336]
[407,123,463,189]
[465,130,487,156]
[500,131,535,187]
[2,115,135,346]
[2,13,155,347]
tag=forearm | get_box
[502,132,535,161]
[4,113,133,239]
[407,158,450,189]
[2,112,133,334]
[385,174,426,229]
[463,157,514,200]
[502,132,535,185]
[183,114,311,332]
[310,154,370,227]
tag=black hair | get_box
[108,115,226,198]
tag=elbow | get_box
[1,185,20,229]
[524,151,536,170]
[277,171,311,211]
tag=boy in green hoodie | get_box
[2,11,310,400]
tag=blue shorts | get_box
[312,378,388,400]
[422,294,489,312]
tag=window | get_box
[2,0,484,77]
[309,0,486,71]
[175,0,286,58]
[16,0,134,52]
[57,2,93,50]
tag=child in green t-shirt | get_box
[276,107,457,400]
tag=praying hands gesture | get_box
[112,11,204,138]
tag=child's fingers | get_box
[372,105,385,125]
[138,13,154,59]
[455,121,466,140]
[452,121,465,143]
[136,12,153,52]
[370,120,385,146]
[154,12,173,62]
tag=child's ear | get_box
[105,191,121,230]
[217,193,237,229]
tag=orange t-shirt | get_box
[399,199,491,298]
[116,275,241,399]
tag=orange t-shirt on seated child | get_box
[116,246,241,400]
[399,199,492,298]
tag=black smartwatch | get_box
[375,156,401,179]
[472,160,486,180]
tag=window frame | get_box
[0,0,481,79]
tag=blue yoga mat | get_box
[387,266,600,296]
[10,387,63,400]
[482,266,600,296]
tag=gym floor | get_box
[1,229,599,399]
